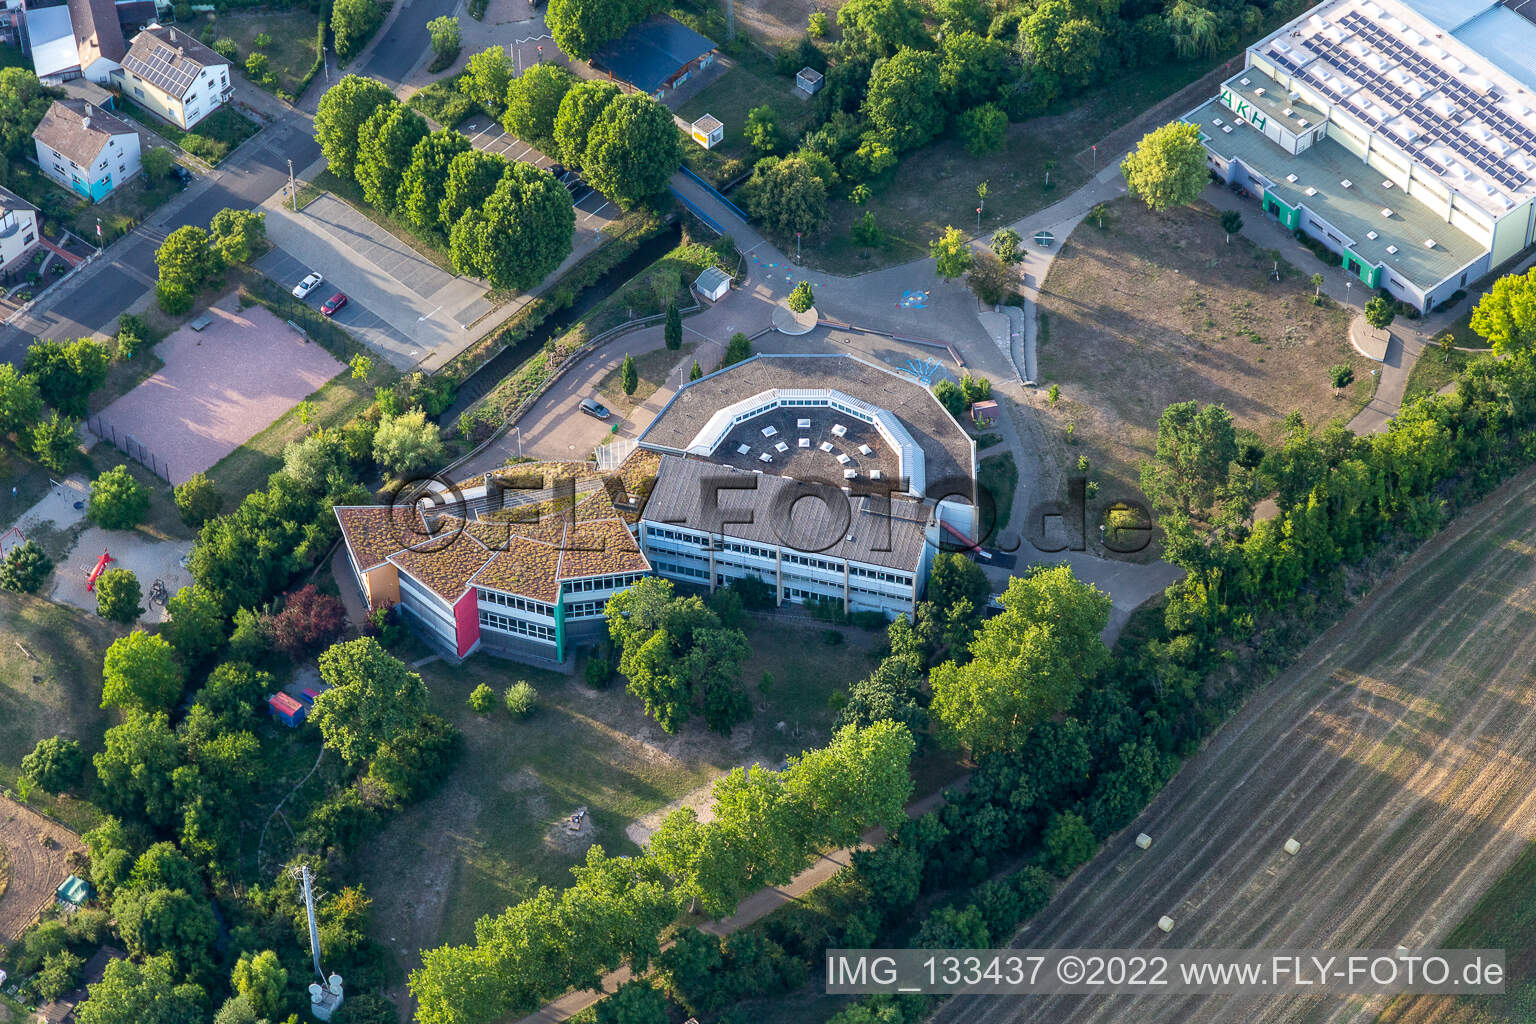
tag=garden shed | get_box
[796,67,824,95]
[691,114,724,149]
[695,266,731,301]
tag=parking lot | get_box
[458,119,622,244]
[257,194,497,371]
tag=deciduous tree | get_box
[21,736,85,792]
[25,338,111,417]
[398,129,471,234]
[863,48,944,152]
[95,568,144,624]
[314,75,396,180]
[372,408,444,476]
[463,47,513,116]
[103,630,183,710]
[448,163,574,290]
[502,63,574,148]
[1138,400,1238,518]
[1121,121,1207,212]
[94,710,183,827]
[553,80,620,167]
[74,954,204,1024]
[929,566,1111,754]
[88,464,149,529]
[231,950,288,1020]
[29,410,78,471]
[958,103,1007,155]
[164,586,226,666]
[439,148,509,233]
[930,225,972,280]
[0,362,42,436]
[209,208,266,265]
[743,155,829,236]
[173,471,222,526]
[582,93,682,209]
[331,0,384,61]
[355,103,428,212]
[313,637,430,763]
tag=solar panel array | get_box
[123,42,198,98]
[1325,9,1533,191]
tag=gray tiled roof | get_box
[0,184,38,215]
[68,0,126,67]
[122,25,225,99]
[32,99,136,168]
[640,353,976,503]
[642,454,931,571]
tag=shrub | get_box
[88,464,150,529]
[1328,363,1355,389]
[174,471,222,526]
[21,736,86,792]
[0,539,53,593]
[787,280,815,313]
[584,656,611,689]
[504,681,538,717]
[116,313,151,358]
[468,683,496,712]
[958,104,1007,156]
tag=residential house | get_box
[0,184,40,274]
[33,98,142,203]
[112,24,231,130]
[22,0,126,83]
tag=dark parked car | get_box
[321,292,348,317]
[579,397,610,420]
[169,164,193,188]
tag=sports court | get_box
[93,297,343,485]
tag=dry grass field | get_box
[1035,198,1370,503]
[934,464,1536,1024]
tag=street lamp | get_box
[1092,144,1097,174]
[288,159,297,212]
[795,232,802,262]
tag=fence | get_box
[670,188,724,235]
[88,415,173,484]
[679,166,749,222]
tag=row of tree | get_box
[408,720,916,1022]
[481,54,683,209]
[155,209,268,314]
[315,75,574,291]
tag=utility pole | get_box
[288,159,297,212]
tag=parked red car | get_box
[321,292,348,317]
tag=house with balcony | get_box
[0,185,41,275]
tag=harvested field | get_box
[93,296,343,485]
[0,795,83,941]
[1035,197,1369,503]
[935,464,1536,1024]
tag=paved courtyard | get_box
[93,297,343,484]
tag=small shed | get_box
[796,67,824,95]
[269,692,306,727]
[971,399,999,425]
[691,114,724,149]
[695,266,731,301]
[301,686,323,705]
[56,875,92,907]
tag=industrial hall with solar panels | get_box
[1184,0,1536,314]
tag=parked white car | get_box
[292,272,324,299]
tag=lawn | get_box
[978,451,1017,544]
[0,592,117,834]
[597,341,698,409]
[118,100,261,165]
[187,9,322,99]
[355,613,883,971]
[1402,348,1473,407]
[1035,196,1368,506]
[6,161,181,247]
[678,55,818,186]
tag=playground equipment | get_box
[148,578,169,608]
[0,526,23,559]
[86,550,113,592]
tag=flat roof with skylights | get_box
[1255,0,1536,218]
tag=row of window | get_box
[478,589,553,617]
[647,526,706,546]
[652,559,709,581]
[565,572,646,594]
[850,565,913,587]
[782,552,841,573]
[479,610,556,643]
[397,576,457,639]
[721,540,776,560]
[565,599,608,619]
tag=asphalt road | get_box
[362,0,460,87]
[0,119,320,364]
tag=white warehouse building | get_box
[1186,0,1536,312]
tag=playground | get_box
[47,527,192,623]
[91,295,344,485]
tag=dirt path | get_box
[933,465,1536,1024]
[0,796,83,941]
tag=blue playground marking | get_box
[899,289,930,309]
[903,357,942,385]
